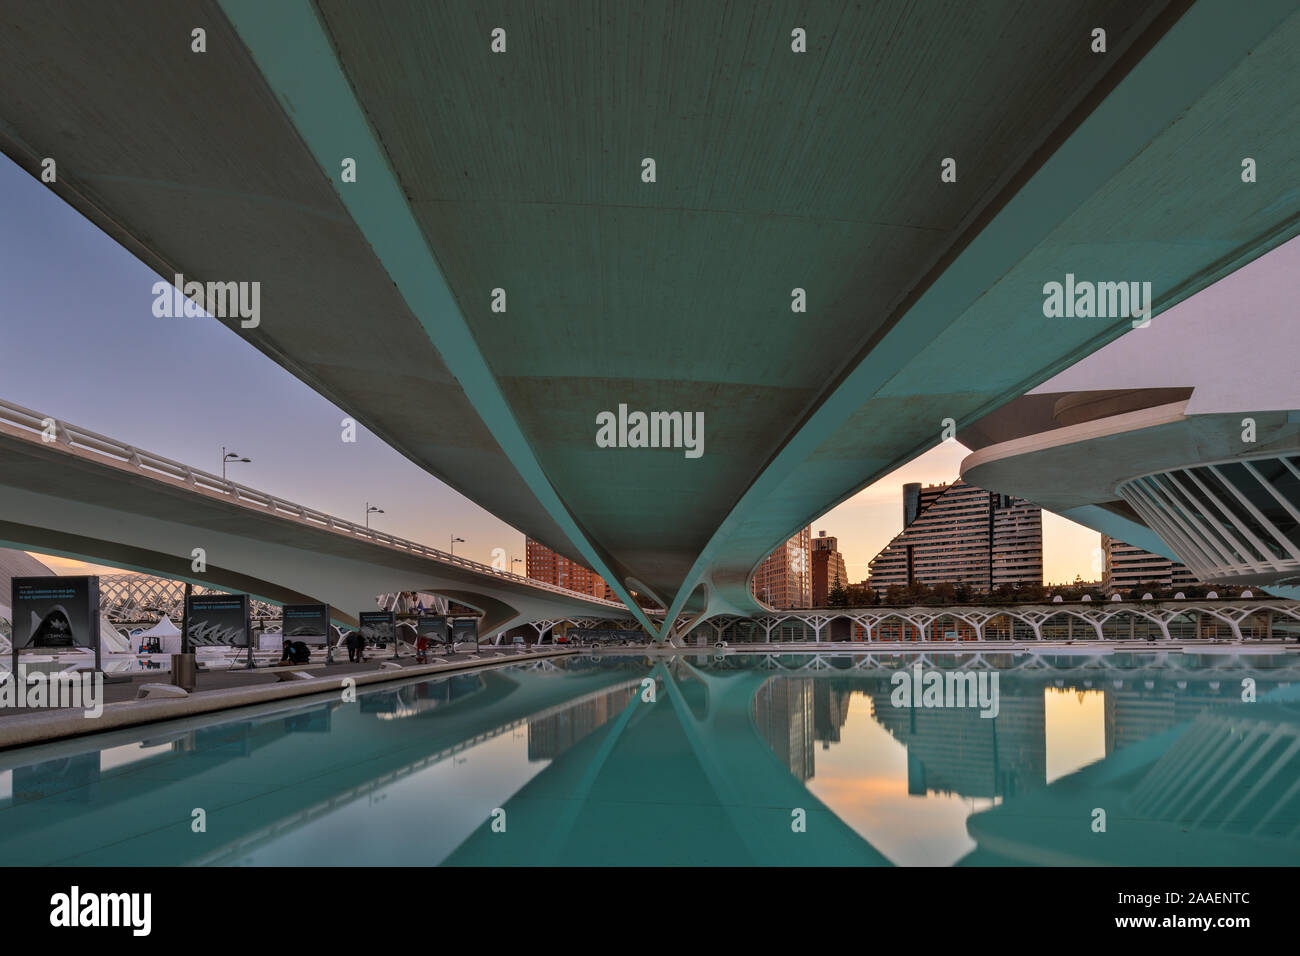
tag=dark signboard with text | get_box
[359,611,395,644]
[281,603,330,646]
[186,593,251,647]
[10,576,100,652]
[450,618,479,645]
[416,615,449,644]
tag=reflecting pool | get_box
[1,651,1297,866]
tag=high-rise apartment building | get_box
[810,530,848,606]
[524,537,614,600]
[868,481,1042,594]
[751,525,812,608]
[1101,535,1200,589]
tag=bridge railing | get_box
[0,398,636,611]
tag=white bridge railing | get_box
[0,397,638,611]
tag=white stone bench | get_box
[269,663,327,681]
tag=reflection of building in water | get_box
[867,684,1046,799]
[813,681,853,749]
[1104,684,1241,753]
[528,685,637,761]
[754,678,816,781]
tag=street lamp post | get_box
[511,557,523,575]
[450,535,465,557]
[365,502,384,529]
[221,446,251,481]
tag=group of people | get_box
[272,631,369,666]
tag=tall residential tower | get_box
[868,481,1042,594]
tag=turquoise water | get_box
[0,652,1297,866]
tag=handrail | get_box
[0,397,648,612]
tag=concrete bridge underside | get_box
[2,2,1298,634]
[0,424,636,634]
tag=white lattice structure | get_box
[691,600,1300,644]
[99,574,278,622]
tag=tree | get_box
[903,581,932,605]
[845,583,876,607]
[1018,582,1047,603]
[827,582,848,607]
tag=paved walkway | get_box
[0,647,540,716]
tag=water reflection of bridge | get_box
[757,660,1300,863]
[3,653,1296,865]
[962,688,1300,865]
[444,660,891,866]
[0,662,647,865]
[719,652,1300,805]
[190,674,643,865]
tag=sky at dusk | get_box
[4,151,1293,591]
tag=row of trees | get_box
[823,581,1049,607]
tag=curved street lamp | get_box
[221,446,251,481]
[365,502,384,529]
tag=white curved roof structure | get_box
[958,237,1300,598]
[0,547,55,618]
